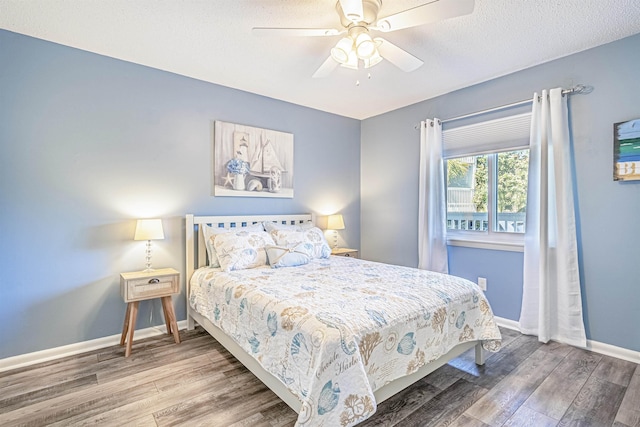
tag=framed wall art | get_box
[213,121,294,198]
[613,118,640,181]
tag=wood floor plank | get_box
[128,414,161,427]
[503,405,559,427]
[358,379,441,426]
[0,352,212,425]
[0,352,99,398]
[0,374,97,415]
[592,354,637,387]
[96,336,219,384]
[153,380,271,426]
[400,378,489,427]
[174,388,283,427]
[449,334,544,389]
[63,369,229,426]
[559,375,626,426]
[523,346,601,420]
[228,412,269,427]
[0,380,158,426]
[257,401,296,427]
[614,370,640,427]
[447,413,491,427]
[465,344,568,425]
[423,363,466,390]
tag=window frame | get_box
[445,152,526,252]
[442,113,531,252]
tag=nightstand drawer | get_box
[120,268,179,302]
[331,248,359,258]
[127,276,177,300]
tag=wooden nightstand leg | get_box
[120,302,131,346]
[161,296,180,344]
[160,298,171,335]
[124,301,139,357]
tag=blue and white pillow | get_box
[265,244,313,268]
[214,230,275,272]
[202,223,264,268]
[268,227,331,259]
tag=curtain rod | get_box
[414,84,593,129]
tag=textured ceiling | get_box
[2,0,640,119]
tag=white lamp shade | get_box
[355,33,376,59]
[341,50,359,70]
[326,214,345,230]
[364,50,383,68]
[331,37,353,64]
[134,219,165,241]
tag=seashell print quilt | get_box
[189,256,502,426]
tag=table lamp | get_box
[326,214,345,249]
[134,219,165,271]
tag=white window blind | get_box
[443,113,532,158]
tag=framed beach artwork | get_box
[613,118,640,181]
[213,121,294,197]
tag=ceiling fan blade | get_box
[375,0,474,32]
[312,56,339,78]
[375,38,424,72]
[252,27,343,37]
[339,0,364,22]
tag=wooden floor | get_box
[1,327,638,427]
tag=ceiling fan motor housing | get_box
[337,0,382,27]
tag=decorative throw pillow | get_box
[214,230,275,272]
[265,244,313,268]
[269,227,331,259]
[202,223,264,267]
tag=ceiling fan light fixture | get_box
[330,37,353,64]
[341,50,359,70]
[355,33,376,59]
[363,50,383,68]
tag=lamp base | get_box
[143,240,155,272]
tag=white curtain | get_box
[418,119,448,273]
[519,88,586,348]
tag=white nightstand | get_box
[119,268,180,357]
[331,248,359,258]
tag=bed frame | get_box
[185,213,486,413]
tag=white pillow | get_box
[263,221,314,233]
[202,223,264,267]
[214,230,275,272]
[269,227,331,259]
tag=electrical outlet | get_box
[478,277,487,291]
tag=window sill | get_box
[447,237,524,252]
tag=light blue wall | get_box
[362,33,640,352]
[2,28,639,360]
[0,30,361,359]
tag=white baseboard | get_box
[494,316,639,364]
[0,320,188,373]
[3,317,637,373]
[494,316,521,331]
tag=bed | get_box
[185,213,501,426]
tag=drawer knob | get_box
[345,253,351,257]
[148,278,160,284]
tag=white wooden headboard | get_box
[185,213,314,295]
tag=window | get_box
[446,150,528,232]
[443,113,531,250]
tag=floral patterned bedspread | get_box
[189,256,501,426]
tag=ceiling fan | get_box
[252,0,475,78]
